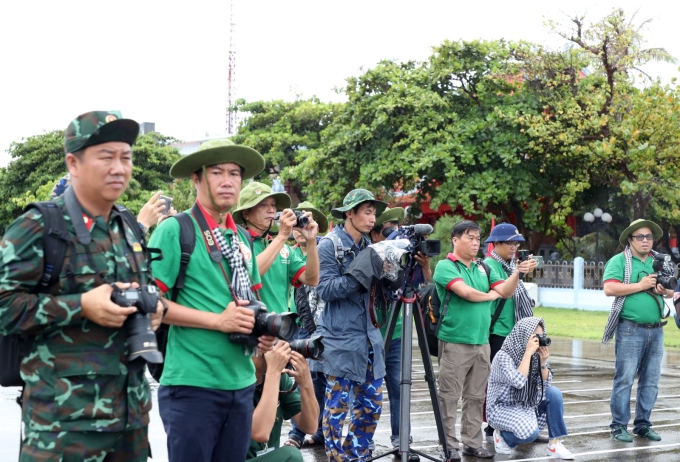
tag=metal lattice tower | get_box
[227,0,237,135]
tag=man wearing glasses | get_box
[602,219,674,443]
[482,224,538,442]
[432,220,526,460]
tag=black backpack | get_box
[147,213,253,382]
[418,259,492,357]
[0,201,143,388]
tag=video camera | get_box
[110,284,164,365]
[396,224,441,259]
[229,299,299,347]
[652,253,678,290]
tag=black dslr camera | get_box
[111,285,163,364]
[275,210,309,228]
[289,334,325,360]
[652,254,678,290]
[229,300,298,347]
[535,333,551,346]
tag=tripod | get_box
[368,258,449,462]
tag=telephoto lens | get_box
[289,335,324,360]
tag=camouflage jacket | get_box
[0,193,153,432]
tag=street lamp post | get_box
[583,208,613,261]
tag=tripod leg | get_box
[384,299,401,355]
[413,299,449,458]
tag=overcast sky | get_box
[1,0,678,166]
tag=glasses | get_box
[630,234,654,241]
[503,241,521,248]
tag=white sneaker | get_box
[546,440,574,460]
[493,429,512,455]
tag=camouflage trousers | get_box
[20,427,149,462]
[323,352,383,461]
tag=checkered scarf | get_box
[501,316,546,407]
[602,246,673,344]
[489,250,534,322]
[212,227,254,301]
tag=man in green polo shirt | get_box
[232,182,320,315]
[433,220,524,461]
[149,139,275,462]
[602,219,674,443]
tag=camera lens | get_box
[290,335,324,360]
[295,212,309,228]
[263,313,297,341]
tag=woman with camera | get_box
[487,317,573,459]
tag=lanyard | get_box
[190,202,241,302]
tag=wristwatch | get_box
[540,361,550,369]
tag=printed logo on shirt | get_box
[279,247,290,264]
[240,241,253,271]
[478,265,486,274]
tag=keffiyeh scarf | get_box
[501,316,546,407]
[489,251,534,322]
[212,227,254,301]
[602,246,674,344]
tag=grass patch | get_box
[533,306,680,349]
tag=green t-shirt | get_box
[253,236,306,314]
[247,374,302,459]
[433,255,505,345]
[149,210,262,391]
[484,258,514,337]
[603,252,663,324]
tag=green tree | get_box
[232,97,343,200]
[0,131,181,232]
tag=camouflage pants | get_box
[20,427,149,462]
[323,352,383,461]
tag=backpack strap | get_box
[115,204,145,244]
[321,232,353,267]
[236,224,254,251]
[169,213,197,303]
[25,202,74,292]
[434,290,452,337]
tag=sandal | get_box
[461,444,494,459]
[283,438,302,449]
[301,436,323,447]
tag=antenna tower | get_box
[227,0,237,135]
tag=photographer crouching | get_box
[487,317,573,459]
[247,341,319,462]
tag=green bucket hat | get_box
[619,219,663,245]
[232,181,292,225]
[169,138,265,180]
[330,189,388,220]
[295,201,329,233]
[64,110,139,154]
[372,207,405,231]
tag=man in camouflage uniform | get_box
[0,111,163,461]
[315,189,388,461]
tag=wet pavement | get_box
[2,337,680,461]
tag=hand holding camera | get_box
[275,209,318,241]
[216,299,256,334]
[638,273,659,292]
[264,341,292,374]
[81,282,139,328]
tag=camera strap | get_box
[368,280,388,329]
[190,203,240,302]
